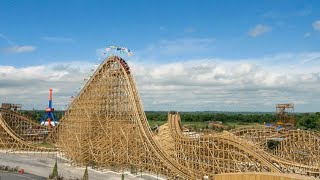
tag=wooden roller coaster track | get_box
[0,56,319,179]
[53,56,195,179]
[230,127,320,167]
[0,108,55,152]
[167,113,320,178]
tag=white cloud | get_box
[312,20,320,31]
[3,45,36,53]
[129,52,320,112]
[0,61,94,110]
[43,37,74,43]
[248,24,272,37]
[0,34,35,54]
[0,52,320,112]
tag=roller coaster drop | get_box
[0,56,319,179]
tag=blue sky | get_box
[0,1,320,112]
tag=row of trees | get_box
[146,111,276,123]
[20,110,64,122]
[20,110,320,131]
[180,112,277,123]
[146,111,320,130]
[295,112,320,130]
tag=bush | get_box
[267,140,279,150]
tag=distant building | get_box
[1,103,22,111]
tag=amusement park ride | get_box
[276,103,295,126]
[0,56,319,180]
[40,88,59,129]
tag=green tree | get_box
[267,140,279,150]
[50,159,58,178]
[295,113,320,130]
[83,166,89,180]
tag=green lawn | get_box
[225,122,262,128]
[181,121,208,129]
[38,141,56,148]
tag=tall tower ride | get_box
[40,88,59,129]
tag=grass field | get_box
[38,141,56,148]
[225,122,262,128]
[182,121,208,129]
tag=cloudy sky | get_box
[0,1,319,112]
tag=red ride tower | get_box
[40,88,59,130]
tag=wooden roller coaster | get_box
[0,108,55,151]
[230,127,320,167]
[166,112,320,178]
[52,56,195,179]
[0,56,319,179]
[166,112,281,179]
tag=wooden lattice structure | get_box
[53,56,194,179]
[168,113,320,178]
[0,56,319,179]
[272,130,320,167]
[230,126,320,177]
[0,108,55,151]
[167,112,281,179]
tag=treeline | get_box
[145,111,168,121]
[180,112,276,123]
[295,112,320,130]
[146,111,320,130]
[19,110,64,123]
[19,110,320,131]
[146,111,276,123]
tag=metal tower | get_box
[40,88,59,130]
[276,103,294,126]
